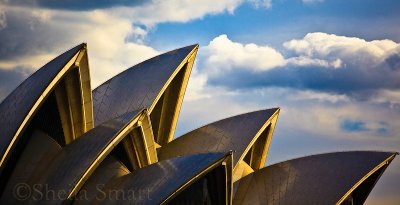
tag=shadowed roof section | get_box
[0,44,85,170]
[92,153,232,205]
[159,108,279,167]
[92,44,198,126]
[233,151,397,205]
[29,110,143,205]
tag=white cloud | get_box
[0,6,159,87]
[248,0,272,8]
[0,0,282,88]
[112,0,244,27]
[283,32,399,68]
[184,68,211,101]
[0,0,266,88]
[288,90,349,103]
[112,0,273,28]
[201,32,398,78]
[0,53,56,70]
[53,10,161,87]
[286,56,342,68]
[189,32,400,140]
[202,34,285,74]
[194,33,399,98]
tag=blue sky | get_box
[0,0,399,204]
[146,0,400,48]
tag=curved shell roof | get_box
[159,108,279,167]
[92,44,198,126]
[0,44,89,171]
[233,151,397,205]
[91,153,232,205]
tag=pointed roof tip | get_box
[385,151,398,157]
[380,151,398,155]
[71,43,86,50]
[360,150,398,157]
[270,151,397,166]
[202,108,279,125]
[177,44,199,52]
[202,108,280,126]
[271,107,280,112]
[261,107,280,111]
[185,43,199,48]
[171,44,199,53]
[250,107,280,116]
[193,43,200,48]
[373,151,398,160]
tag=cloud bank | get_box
[198,33,400,104]
[0,0,273,91]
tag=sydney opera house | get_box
[0,43,397,204]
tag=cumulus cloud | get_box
[109,0,274,29]
[201,33,385,79]
[126,0,242,25]
[286,56,342,68]
[0,0,263,88]
[59,9,160,86]
[248,0,272,8]
[201,34,285,74]
[0,6,159,87]
[184,68,211,101]
[283,32,399,68]
[0,7,72,61]
[288,90,349,103]
[199,33,400,104]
